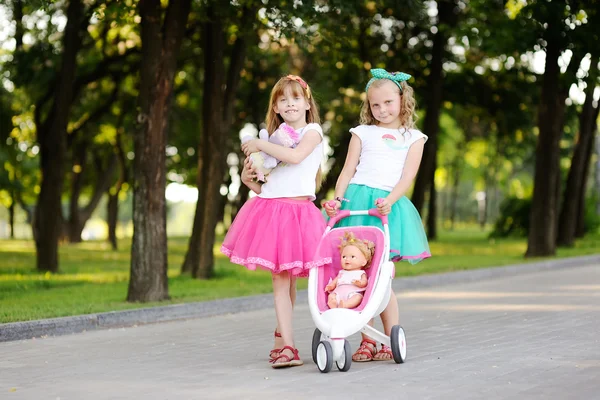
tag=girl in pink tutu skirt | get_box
[221,75,330,369]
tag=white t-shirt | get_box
[349,125,427,191]
[259,123,324,201]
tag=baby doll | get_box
[325,231,375,309]
[240,122,300,182]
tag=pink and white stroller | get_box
[308,202,407,373]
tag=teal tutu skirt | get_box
[335,184,431,264]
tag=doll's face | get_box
[341,245,367,271]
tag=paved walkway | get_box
[1,264,599,400]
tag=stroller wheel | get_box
[311,328,323,364]
[336,339,352,372]
[316,341,333,373]
[391,325,407,364]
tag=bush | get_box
[489,197,531,238]
[583,193,600,234]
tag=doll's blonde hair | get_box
[338,231,376,269]
[265,75,323,189]
[359,80,417,131]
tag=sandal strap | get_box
[271,346,300,363]
[380,345,392,353]
[270,353,291,363]
[269,348,282,360]
[274,330,282,338]
[360,338,377,347]
[280,345,299,356]
[353,349,374,358]
[359,338,377,353]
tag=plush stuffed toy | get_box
[241,123,300,182]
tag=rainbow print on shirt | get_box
[381,134,409,150]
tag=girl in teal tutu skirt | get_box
[324,68,431,362]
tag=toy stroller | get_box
[308,200,407,373]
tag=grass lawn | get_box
[1,227,598,324]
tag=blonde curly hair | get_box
[338,231,376,269]
[359,80,417,131]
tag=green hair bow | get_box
[365,68,412,92]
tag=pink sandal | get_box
[271,345,304,368]
[352,338,378,362]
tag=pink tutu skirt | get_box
[220,197,330,277]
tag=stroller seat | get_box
[314,226,387,313]
[308,206,407,372]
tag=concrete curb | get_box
[1,254,598,343]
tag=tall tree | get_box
[557,56,599,246]
[526,2,587,257]
[181,2,257,279]
[64,84,121,242]
[127,0,192,302]
[411,0,460,240]
[34,0,85,272]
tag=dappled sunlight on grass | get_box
[0,271,129,284]
[0,229,598,323]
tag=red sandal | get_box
[352,338,378,362]
[271,345,304,368]
[269,330,282,361]
[373,344,393,361]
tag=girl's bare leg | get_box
[373,289,399,360]
[273,276,297,350]
[271,271,299,364]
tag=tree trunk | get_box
[107,191,119,250]
[182,4,254,279]
[9,192,15,239]
[449,163,459,230]
[34,0,84,272]
[181,13,224,277]
[66,149,117,243]
[426,158,438,239]
[557,56,599,246]
[13,0,24,50]
[194,15,228,280]
[525,30,567,257]
[449,136,467,230]
[67,140,87,242]
[127,0,191,302]
[576,113,598,238]
[411,0,454,213]
[107,126,128,250]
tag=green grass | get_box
[1,228,598,324]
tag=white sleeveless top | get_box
[259,123,324,201]
[349,125,427,191]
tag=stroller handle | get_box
[325,198,389,228]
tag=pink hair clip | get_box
[286,75,311,99]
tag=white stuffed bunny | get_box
[241,123,300,182]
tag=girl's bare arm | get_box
[250,129,322,165]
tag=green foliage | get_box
[489,196,531,238]
[583,194,600,234]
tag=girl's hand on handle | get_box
[241,139,261,156]
[376,198,391,215]
[241,157,257,184]
[323,200,341,217]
